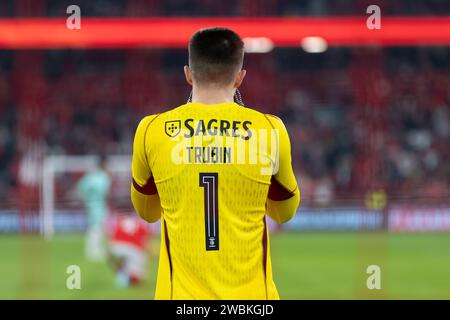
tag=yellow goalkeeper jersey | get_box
[131,101,299,300]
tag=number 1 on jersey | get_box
[199,173,219,251]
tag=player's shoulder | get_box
[136,113,160,131]
[138,104,188,126]
[235,105,284,127]
[262,113,286,130]
[135,105,180,130]
[135,104,188,139]
[263,113,283,124]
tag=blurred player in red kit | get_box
[107,212,152,287]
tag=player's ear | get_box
[234,69,246,89]
[184,65,193,86]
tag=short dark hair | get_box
[189,27,244,86]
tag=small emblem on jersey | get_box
[165,120,181,137]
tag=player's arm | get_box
[131,115,162,223]
[265,115,300,223]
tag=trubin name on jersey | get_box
[186,146,232,164]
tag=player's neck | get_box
[191,86,235,105]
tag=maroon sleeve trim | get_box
[268,176,296,201]
[163,218,173,299]
[132,177,157,195]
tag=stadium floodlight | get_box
[243,37,274,53]
[41,155,131,239]
[301,36,328,53]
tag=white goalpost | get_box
[40,155,131,239]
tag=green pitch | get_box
[1,232,449,299]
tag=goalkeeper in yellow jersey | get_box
[131,27,300,300]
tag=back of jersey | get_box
[132,101,286,299]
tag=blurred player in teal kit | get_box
[77,156,112,262]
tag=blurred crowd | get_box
[1,0,450,17]
[0,46,449,207]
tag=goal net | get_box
[40,155,132,239]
